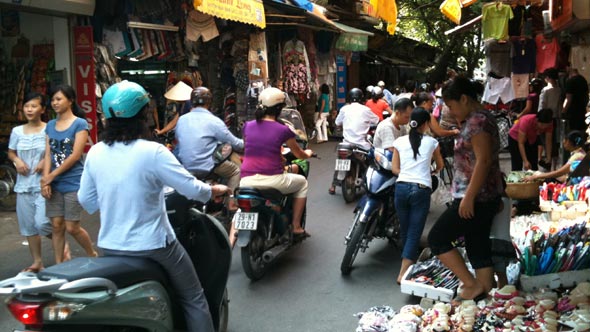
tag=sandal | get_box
[21,266,43,273]
[328,187,336,195]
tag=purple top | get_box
[241,120,295,178]
[453,110,504,202]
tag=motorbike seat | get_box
[38,256,169,289]
[236,186,284,202]
[337,142,354,150]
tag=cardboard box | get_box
[519,269,590,292]
[400,265,456,303]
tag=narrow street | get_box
[0,140,453,332]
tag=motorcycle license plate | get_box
[234,212,259,230]
[335,159,351,171]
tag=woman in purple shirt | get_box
[240,87,313,236]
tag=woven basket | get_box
[505,182,541,200]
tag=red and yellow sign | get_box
[194,0,265,29]
[73,26,97,152]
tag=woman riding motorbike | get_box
[77,81,230,332]
[239,87,314,237]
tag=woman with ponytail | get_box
[523,130,587,183]
[427,76,504,303]
[392,107,443,284]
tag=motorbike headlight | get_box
[374,149,392,171]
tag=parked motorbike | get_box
[334,142,369,203]
[0,142,17,211]
[340,147,400,275]
[234,108,311,281]
[0,187,231,332]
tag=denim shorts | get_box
[45,191,83,221]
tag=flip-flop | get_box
[21,266,42,273]
[328,188,336,195]
[293,231,311,240]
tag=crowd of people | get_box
[5,65,589,328]
[333,67,589,303]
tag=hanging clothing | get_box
[283,39,311,95]
[485,39,513,77]
[511,37,536,74]
[483,77,515,104]
[508,5,527,37]
[482,2,514,41]
[535,34,560,74]
[511,73,530,99]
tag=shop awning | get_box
[333,21,373,52]
[195,0,266,28]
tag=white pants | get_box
[315,112,328,142]
[240,172,308,198]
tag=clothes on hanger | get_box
[485,39,513,77]
[482,2,514,41]
[535,33,560,73]
[511,36,536,74]
[483,76,515,104]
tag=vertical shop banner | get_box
[73,26,96,151]
[336,54,347,110]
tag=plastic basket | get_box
[505,182,541,200]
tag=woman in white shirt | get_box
[392,107,443,284]
[78,81,230,332]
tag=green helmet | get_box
[102,80,150,119]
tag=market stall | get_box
[356,170,590,331]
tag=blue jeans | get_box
[394,182,431,261]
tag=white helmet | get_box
[366,85,374,94]
[377,80,385,87]
[259,87,286,107]
[372,86,383,96]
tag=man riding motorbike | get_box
[77,80,231,332]
[328,88,379,194]
[373,98,413,152]
[176,87,243,200]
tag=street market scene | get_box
[0,0,589,331]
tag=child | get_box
[8,93,70,271]
[41,85,97,263]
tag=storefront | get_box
[0,0,93,140]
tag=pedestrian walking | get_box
[42,85,97,263]
[315,83,330,143]
[8,92,70,271]
[392,107,443,284]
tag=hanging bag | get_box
[431,175,453,206]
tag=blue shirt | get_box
[46,117,88,193]
[78,140,212,251]
[382,88,395,108]
[176,107,244,173]
[9,125,46,193]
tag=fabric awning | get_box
[333,22,374,52]
[195,0,266,28]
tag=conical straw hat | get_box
[164,81,193,101]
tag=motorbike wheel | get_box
[218,288,229,332]
[340,214,367,275]
[0,164,17,211]
[341,169,356,203]
[241,231,267,281]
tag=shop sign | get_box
[336,54,347,110]
[335,34,369,52]
[359,0,378,17]
[73,26,96,152]
[196,0,266,29]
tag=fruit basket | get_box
[505,181,542,200]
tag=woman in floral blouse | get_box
[427,76,504,302]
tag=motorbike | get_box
[223,90,240,138]
[0,187,231,332]
[334,142,369,203]
[340,147,400,275]
[192,142,241,234]
[0,142,17,211]
[234,108,312,281]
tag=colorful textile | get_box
[535,34,560,74]
[452,110,504,202]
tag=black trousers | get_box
[508,135,539,171]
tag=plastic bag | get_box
[431,176,452,206]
